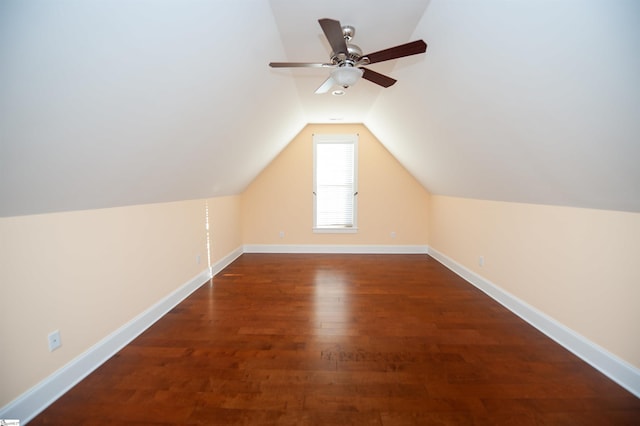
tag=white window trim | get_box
[313,227,359,234]
[312,133,359,233]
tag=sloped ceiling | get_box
[0,0,306,216]
[1,0,639,217]
[367,0,640,212]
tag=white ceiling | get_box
[1,0,639,217]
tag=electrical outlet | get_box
[48,330,61,352]
[279,231,285,239]
[390,231,397,239]
[196,254,201,264]
[479,256,485,267]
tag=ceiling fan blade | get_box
[361,68,397,88]
[318,18,348,55]
[363,40,427,65]
[315,76,336,94]
[269,62,333,68]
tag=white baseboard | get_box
[427,247,640,398]
[243,244,429,254]
[0,268,213,424]
[210,245,244,276]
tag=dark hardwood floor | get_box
[30,254,640,425]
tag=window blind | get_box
[313,135,357,229]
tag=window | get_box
[313,134,358,232]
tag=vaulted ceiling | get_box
[1,0,639,217]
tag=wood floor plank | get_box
[30,254,640,425]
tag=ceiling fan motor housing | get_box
[332,43,363,66]
[330,24,363,66]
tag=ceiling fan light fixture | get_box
[331,66,363,87]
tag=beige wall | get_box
[207,195,243,264]
[428,195,640,368]
[242,123,430,246]
[0,197,243,408]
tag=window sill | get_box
[313,227,359,234]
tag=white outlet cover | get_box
[48,330,61,351]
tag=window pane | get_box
[314,137,357,229]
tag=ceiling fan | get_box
[269,18,427,94]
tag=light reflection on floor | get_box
[313,269,350,336]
